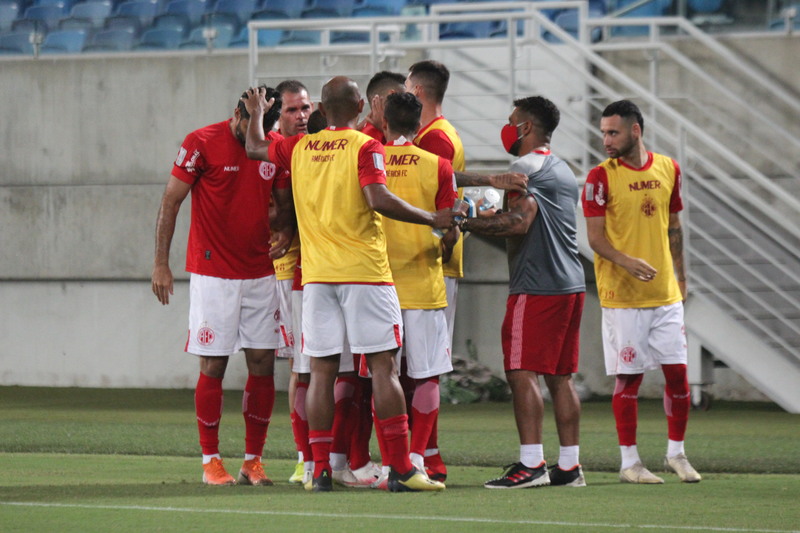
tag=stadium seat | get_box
[111,0,159,27]
[253,0,302,19]
[39,26,86,50]
[278,29,320,45]
[202,0,255,29]
[439,20,496,39]
[0,2,20,31]
[178,22,233,47]
[159,0,206,26]
[152,11,191,37]
[13,3,67,32]
[543,8,603,43]
[67,0,112,27]
[134,25,183,47]
[352,0,404,17]
[81,26,134,49]
[228,24,281,46]
[610,0,670,37]
[302,0,354,18]
[0,29,35,53]
[102,11,141,34]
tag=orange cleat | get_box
[238,458,274,486]
[202,457,236,486]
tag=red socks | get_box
[331,375,358,457]
[662,364,690,441]
[195,373,223,456]
[309,430,333,476]
[242,374,275,458]
[376,414,413,474]
[291,381,312,462]
[612,374,643,446]
[410,377,440,456]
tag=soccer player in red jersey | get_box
[151,87,293,486]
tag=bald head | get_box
[320,76,363,127]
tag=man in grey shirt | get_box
[458,96,586,489]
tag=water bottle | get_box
[464,187,501,211]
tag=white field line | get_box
[1,501,798,533]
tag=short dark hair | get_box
[513,96,560,140]
[238,85,282,131]
[307,109,327,134]
[408,60,450,103]
[384,92,422,137]
[366,71,406,101]
[275,79,308,97]
[602,99,644,134]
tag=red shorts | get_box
[501,293,584,375]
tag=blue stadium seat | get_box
[0,30,35,53]
[302,0,354,18]
[67,0,112,27]
[34,0,75,11]
[352,0,404,17]
[178,22,233,46]
[160,0,206,26]
[278,29,320,44]
[253,0,302,19]
[103,11,141,34]
[0,2,20,31]
[228,24,281,46]
[40,26,86,50]
[13,3,67,31]
[687,0,723,11]
[152,11,191,36]
[611,0,670,37]
[202,0,255,28]
[543,8,603,43]
[439,20,496,39]
[112,0,159,27]
[134,25,183,47]
[81,26,134,49]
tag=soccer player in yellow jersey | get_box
[405,59,464,482]
[242,77,457,493]
[582,100,701,484]
[381,92,460,480]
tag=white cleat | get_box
[350,461,381,487]
[620,462,664,484]
[664,453,702,483]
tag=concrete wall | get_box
[0,43,780,400]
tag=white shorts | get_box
[444,276,459,351]
[291,289,355,374]
[276,278,294,359]
[398,308,452,379]
[301,283,403,358]
[601,302,688,375]
[186,273,281,357]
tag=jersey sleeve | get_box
[669,158,684,213]
[435,157,457,210]
[582,166,609,217]
[171,131,206,185]
[357,138,387,187]
[416,129,455,162]
[268,133,301,171]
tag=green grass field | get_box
[1,386,798,532]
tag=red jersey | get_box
[172,121,288,279]
[360,121,386,144]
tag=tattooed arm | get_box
[668,212,687,301]
[459,192,537,238]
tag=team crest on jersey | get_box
[197,325,215,346]
[641,195,656,217]
[620,346,637,363]
[259,162,277,181]
[274,309,280,321]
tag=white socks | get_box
[667,439,685,458]
[620,445,641,470]
[520,444,544,468]
[558,446,580,470]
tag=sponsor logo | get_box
[274,309,280,321]
[620,345,636,363]
[641,195,656,217]
[259,162,276,181]
[386,153,420,166]
[175,147,187,165]
[304,138,349,151]
[594,181,605,206]
[224,166,240,172]
[629,180,661,192]
[186,149,200,173]
[197,326,215,346]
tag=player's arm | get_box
[459,191,537,237]
[152,176,192,305]
[668,212,687,300]
[585,216,657,283]
[362,183,460,231]
[242,87,277,161]
[455,171,528,193]
[269,185,296,260]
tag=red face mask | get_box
[500,122,525,156]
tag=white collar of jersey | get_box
[391,135,410,146]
